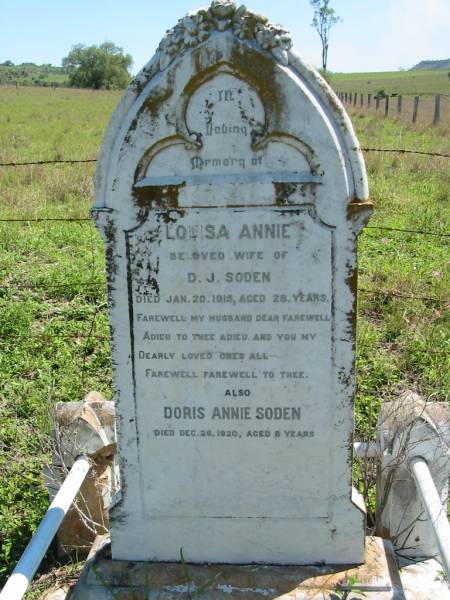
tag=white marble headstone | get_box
[93,0,372,565]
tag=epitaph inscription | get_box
[128,208,334,518]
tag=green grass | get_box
[0,86,449,593]
[332,69,450,96]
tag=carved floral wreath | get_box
[156,0,293,71]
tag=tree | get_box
[310,0,342,73]
[62,42,132,90]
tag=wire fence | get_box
[0,146,449,236]
[1,146,450,168]
[0,277,447,307]
[0,145,448,358]
[0,217,448,240]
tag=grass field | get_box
[332,69,450,96]
[0,84,449,596]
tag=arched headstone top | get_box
[92,1,372,566]
[94,0,370,230]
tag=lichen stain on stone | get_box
[104,219,118,294]
[143,65,178,123]
[157,208,186,225]
[186,40,282,132]
[274,182,316,206]
[132,184,184,222]
[230,44,282,128]
[129,228,162,298]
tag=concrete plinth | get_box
[68,536,405,599]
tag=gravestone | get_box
[92,0,372,566]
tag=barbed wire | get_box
[361,148,450,158]
[0,217,90,223]
[0,146,449,169]
[0,332,110,342]
[364,226,449,238]
[359,287,448,305]
[0,158,96,167]
[0,281,105,291]
[0,217,448,238]
[0,278,447,305]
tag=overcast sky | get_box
[1,0,449,73]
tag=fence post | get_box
[375,95,380,110]
[384,95,389,117]
[360,93,363,107]
[345,92,348,103]
[412,96,420,123]
[349,92,352,104]
[433,95,441,125]
[353,92,357,107]
[368,94,371,108]
[397,95,402,114]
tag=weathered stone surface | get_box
[93,0,371,564]
[41,588,69,600]
[69,536,405,599]
[400,558,450,599]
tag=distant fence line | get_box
[337,92,446,125]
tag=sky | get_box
[1,0,449,74]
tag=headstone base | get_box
[68,536,404,599]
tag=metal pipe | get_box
[0,456,90,600]
[409,456,450,581]
[354,441,380,459]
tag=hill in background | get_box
[332,68,450,96]
[0,62,68,87]
[2,58,450,95]
[411,59,450,71]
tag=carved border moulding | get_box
[157,1,293,72]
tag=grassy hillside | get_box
[0,86,449,596]
[412,59,450,71]
[332,69,450,96]
[0,64,68,87]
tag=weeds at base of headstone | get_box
[435,568,449,586]
[92,548,221,599]
[180,548,222,598]
[327,575,367,599]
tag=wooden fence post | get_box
[397,96,402,114]
[433,95,441,125]
[385,96,390,117]
[368,94,371,108]
[360,93,363,107]
[376,95,380,110]
[353,92,357,107]
[349,93,352,104]
[412,96,420,123]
